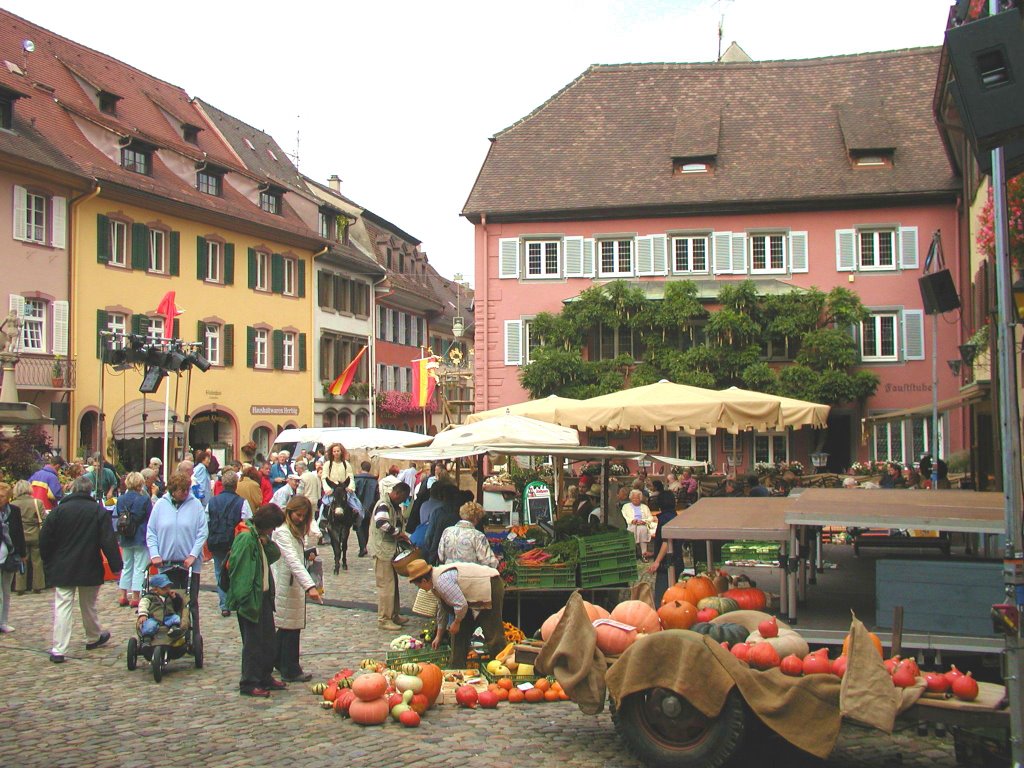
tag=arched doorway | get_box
[78,410,99,458]
[189,406,238,465]
[110,399,186,472]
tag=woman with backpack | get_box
[115,472,152,608]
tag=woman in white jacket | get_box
[271,496,322,682]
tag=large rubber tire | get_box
[126,637,138,672]
[193,632,204,669]
[152,645,165,684]
[612,687,746,768]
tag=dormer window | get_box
[121,144,151,175]
[98,90,120,115]
[182,124,200,144]
[676,162,710,174]
[259,188,282,214]
[851,151,893,168]
[197,168,223,196]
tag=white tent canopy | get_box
[432,414,579,449]
[273,427,429,451]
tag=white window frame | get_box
[107,312,127,342]
[149,229,166,273]
[524,240,560,278]
[255,251,269,291]
[147,317,165,342]
[753,431,790,465]
[677,434,711,464]
[598,238,633,277]
[206,240,221,283]
[283,256,296,296]
[110,220,128,267]
[858,229,896,271]
[205,324,221,366]
[283,331,295,370]
[523,319,541,364]
[21,298,46,352]
[26,191,46,244]
[861,312,899,362]
[254,329,268,368]
[671,235,709,274]
[749,233,787,274]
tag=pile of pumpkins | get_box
[314,662,444,726]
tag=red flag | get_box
[154,291,183,335]
[329,346,367,395]
[411,356,439,408]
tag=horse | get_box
[325,487,358,574]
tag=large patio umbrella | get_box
[718,386,831,429]
[464,394,582,424]
[552,380,783,434]
[432,414,579,448]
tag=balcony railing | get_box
[12,355,77,390]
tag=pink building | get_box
[463,49,966,473]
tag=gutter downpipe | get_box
[311,245,328,427]
[480,213,488,477]
[69,181,102,454]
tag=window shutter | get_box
[246,326,255,368]
[271,253,284,293]
[790,231,808,273]
[835,229,856,272]
[297,259,305,298]
[196,236,208,280]
[223,323,234,367]
[51,196,67,249]
[272,329,284,370]
[504,319,523,365]
[96,309,108,358]
[96,214,111,263]
[317,269,328,306]
[899,226,919,269]
[9,293,24,317]
[131,223,148,270]
[712,231,733,274]
[132,314,147,336]
[169,231,180,275]
[377,305,385,338]
[247,248,257,289]
[582,238,595,277]
[398,312,407,345]
[52,300,69,355]
[731,233,747,273]
[197,320,206,343]
[651,234,668,275]
[498,237,519,279]
[386,308,394,342]
[636,235,655,276]
[172,319,179,339]
[12,185,28,241]
[902,309,925,360]
[223,243,235,285]
[564,236,584,277]
[298,332,307,372]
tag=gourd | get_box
[595,622,637,656]
[745,628,809,659]
[696,596,740,615]
[541,601,611,641]
[610,600,662,635]
[690,621,749,646]
[720,587,768,611]
[351,672,388,702]
[349,696,389,725]
[657,600,698,630]
[842,631,884,658]
[682,575,718,605]
[661,583,690,605]
[417,663,443,707]
[749,642,781,670]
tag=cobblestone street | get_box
[1,551,961,768]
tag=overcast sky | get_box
[7,0,953,284]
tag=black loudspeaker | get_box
[50,402,69,426]
[945,9,1024,157]
[919,269,962,315]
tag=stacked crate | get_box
[577,531,637,587]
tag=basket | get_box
[412,587,438,617]
[385,644,451,667]
[511,564,576,589]
[479,665,542,686]
[392,546,423,575]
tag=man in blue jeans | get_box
[204,470,251,616]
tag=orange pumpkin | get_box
[351,672,388,702]
[657,600,698,630]
[682,575,718,605]
[349,696,390,725]
[541,601,611,641]
[842,631,884,658]
[610,600,663,635]
[660,583,690,606]
[595,622,637,656]
[524,687,545,703]
[720,587,767,611]
[417,663,443,707]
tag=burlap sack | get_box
[535,591,607,714]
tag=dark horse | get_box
[325,486,358,574]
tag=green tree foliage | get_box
[519,279,879,405]
[0,425,51,483]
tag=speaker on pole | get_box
[919,269,962,315]
[50,401,69,426]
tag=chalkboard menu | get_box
[522,481,552,526]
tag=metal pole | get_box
[931,312,940,488]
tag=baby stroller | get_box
[126,563,204,682]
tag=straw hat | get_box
[405,559,433,582]
[586,484,602,498]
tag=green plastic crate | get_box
[385,645,452,667]
[577,531,636,587]
[577,530,635,557]
[578,562,636,588]
[511,564,576,589]
[479,665,543,686]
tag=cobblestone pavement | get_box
[1,547,961,768]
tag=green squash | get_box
[697,596,740,615]
[690,621,748,645]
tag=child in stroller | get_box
[136,572,190,646]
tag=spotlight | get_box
[163,349,190,371]
[139,365,167,394]
[144,346,167,367]
[189,352,212,373]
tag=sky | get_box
[5,0,954,284]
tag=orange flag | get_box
[328,346,367,395]
[411,355,439,408]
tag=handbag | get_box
[412,587,438,617]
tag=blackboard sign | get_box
[522,481,552,526]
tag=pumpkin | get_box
[334,688,356,715]
[351,672,388,702]
[657,600,698,630]
[696,608,719,623]
[595,621,638,656]
[745,628,809,659]
[842,631,884,658]
[730,642,751,662]
[541,601,611,641]
[713,610,786,633]
[417,663,443,707]
[610,600,662,635]
[696,596,740,615]
[780,654,804,676]
[690,621,749,646]
[349,696,390,725]
[661,583,691,606]
[748,642,781,670]
[682,575,718,605]
[802,648,831,675]
[951,672,979,701]
[720,587,768,611]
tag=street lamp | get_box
[452,272,465,338]
[1012,277,1024,322]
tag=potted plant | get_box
[322,380,336,400]
[51,355,65,387]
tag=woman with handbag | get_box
[12,480,45,594]
[0,481,27,633]
[271,496,322,682]
[115,472,152,608]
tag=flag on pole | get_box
[154,291,183,335]
[411,355,440,408]
[328,345,367,395]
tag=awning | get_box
[372,444,645,462]
[110,399,184,438]
[648,454,709,469]
[660,497,792,541]
[862,386,988,426]
[785,487,1005,534]
[432,414,579,448]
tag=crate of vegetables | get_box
[509,541,579,588]
[385,644,452,667]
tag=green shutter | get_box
[247,248,257,289]
[224,324,234,367]
[130,223,148,270]
[298,333,307,372]
[132,315,147,336]
[96,309,108,358]
[96,214,110,263]
[224,242,235,285]
[169,231,180,276]
[246,326,255,368]
[297,259,306,298]
[172,319,179,339]
[272,329,284,370]
[197,320,205,343]
[196,236,208,280]
[271,253,284,293]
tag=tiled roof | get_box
[463,49,959,219]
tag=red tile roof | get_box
[463,49,959,220]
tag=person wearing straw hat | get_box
[406,558,504,668]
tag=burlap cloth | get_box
[536,594,922,759]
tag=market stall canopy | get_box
[718,387,830,429]
[464,394,582,425]
[373,444,644,461]
[785,488,1005,534]
[273,427,429,451]
[648,454,710,469]
[660,497,792,541]
[111,399,184,438]
[432,414,579,449]
[552,380,783,434]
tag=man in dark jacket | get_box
[206,470,251,617]
[39,475,123,663]
[353,462,379,558]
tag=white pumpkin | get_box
[395,674,424,694]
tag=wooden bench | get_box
[853,533,950,556]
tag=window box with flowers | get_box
[376,390,435,417]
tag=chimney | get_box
[328,174,341,192]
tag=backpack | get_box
[116,497,142,539]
